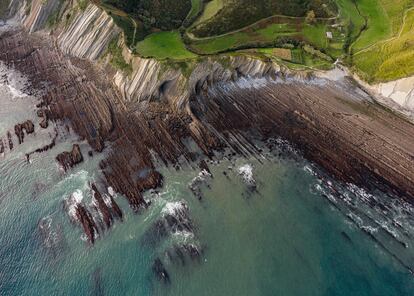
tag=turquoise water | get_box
[1,63,414,295]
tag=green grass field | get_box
[188,19,300,54]
[186,0,204,21]
[351,0,392,51]
[136,31,197,60]
[353,7,414,82]
[193,0,224,26]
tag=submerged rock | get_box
[152,258,170,284]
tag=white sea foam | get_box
[66,189,84,221]
[171,230,195,244]
[103,194,112,207]
[107,186,115,196]
[161,201,187,216]
[238,164,256,186]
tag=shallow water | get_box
[1,62,414,296]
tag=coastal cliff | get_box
[2,0,414,245]
[11,0,414,116]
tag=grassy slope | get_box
[351,0,391,51]
[193,0,224,25]
[353,7,414,81]
[136,31,197,59]
[186,0,204,21]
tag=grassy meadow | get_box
[136,31,197,60]
[353,7,414,82]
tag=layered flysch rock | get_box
[8,0,62,32]
[57,4,120,60]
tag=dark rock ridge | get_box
[7,131,13,150]
[91,183,123,229]
[25,129,58,161]
[37,109,49,128]
[1,28,414,243]
[1,120,36,155]
[56,144,83,171]
[14,120,34,144]
[75,204,99,244]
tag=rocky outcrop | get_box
[7,131,13,150]
[8,0,62,32]
[36,109,50,128]
[14,120,34,144]
[75,204,98,244]
[57,4,120,60]
[56,144,83,171]
[90,183,123,229]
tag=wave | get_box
[65,189,84,222]
[237,164,256,187]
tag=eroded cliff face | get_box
[57,4,120,60]
[373,76,414,111]
[8,0,62,31]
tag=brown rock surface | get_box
[56,144,83,171]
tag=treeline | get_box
[103,0,192,30]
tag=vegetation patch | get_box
[102,0,191,30]
[106,37,133,75]
[0,0,10,18]
[136,31,197,60]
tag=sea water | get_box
[1,61,414,296]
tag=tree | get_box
[306,10,316,24]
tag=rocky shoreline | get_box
[1,27,414,245]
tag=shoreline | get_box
[1,26,414,242]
